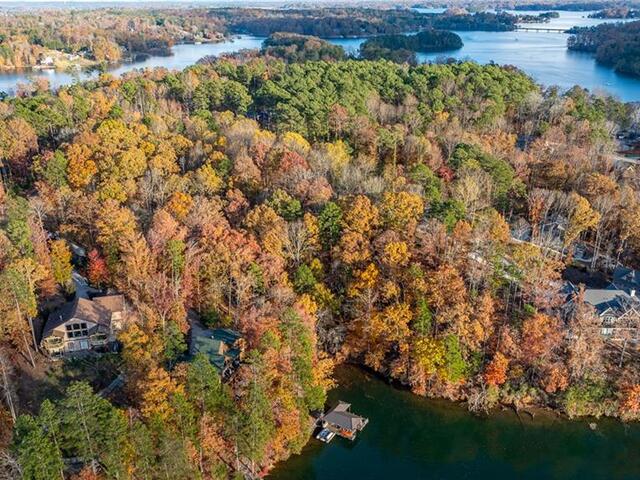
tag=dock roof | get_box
[323,401,367,432]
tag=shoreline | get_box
[269,364,636,479]
[0,36,234,75]
[342,362,615,425]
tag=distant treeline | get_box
[568,20,640,77]
[430,12,518,31]
[215,8,521,37]
[360,30,463,64]
[213,8,433,37]
[588,7,640,18]
[511,2,638,11]
[0,8,226,69]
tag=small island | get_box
[360,30,463,64]
[262,33,347,62]
[518,11,561,23]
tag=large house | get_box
[565,267,640,340]
[41,295,128,355]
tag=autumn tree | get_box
[49,239,73,293]
[564,192,600,249]
[87,249,108,287]
[484,351,509,387]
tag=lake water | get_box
[1,10,639,101]
[270,366,640,480]
[339,10,640,101]
[0,36,266,95]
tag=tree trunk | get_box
[0,354,16,421]
[21,330,35,369]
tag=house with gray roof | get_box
[612,267,640,295]
[565,279,640,340]
[41,294,128,355]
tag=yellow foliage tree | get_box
[564,192,600,248]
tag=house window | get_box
[65,322,88,338]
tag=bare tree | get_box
[0,349,16,421]
[566,288,605,381]
[283,221,312,267]
[0,450,21,480]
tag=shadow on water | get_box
[270,365,640,480]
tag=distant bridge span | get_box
[515,26,569,33]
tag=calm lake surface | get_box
[0,36,266,95]
[270,365,640,480]
[1,10,639,100]
[339,10,640,101]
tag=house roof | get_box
[211,328,242,344]
[583,288,636,315]
[612,267,640,293]
[323,401,367,432]
[93,294,125,313]
[42,295,126,339]
[190,328,241,373]
[43,297,111,338]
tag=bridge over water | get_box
[515,26,569,33]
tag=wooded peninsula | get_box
[568,21,640,77]
[360,30,463,63]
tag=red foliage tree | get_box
[87,248,108,287]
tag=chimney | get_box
[631,289,636,298]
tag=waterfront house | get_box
[41,294,128,355]
[564,275,640,340]
[190,328,243,378]
[320,401,368,440]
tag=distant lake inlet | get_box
[1,9,639,102]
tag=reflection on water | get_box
[0,11,639,101]
[271,365,640,480]
[0,36,266,95]
[418,31,640,101]
[336,10,640,101]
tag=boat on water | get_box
[316,428,336,443]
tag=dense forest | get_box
[517,11,561,22]
[0,9,226,69]
[213,8,435,37]
[219,8,525,36]
[360,30,463,64]
[568,21,640,77]
[0,48,639,478]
